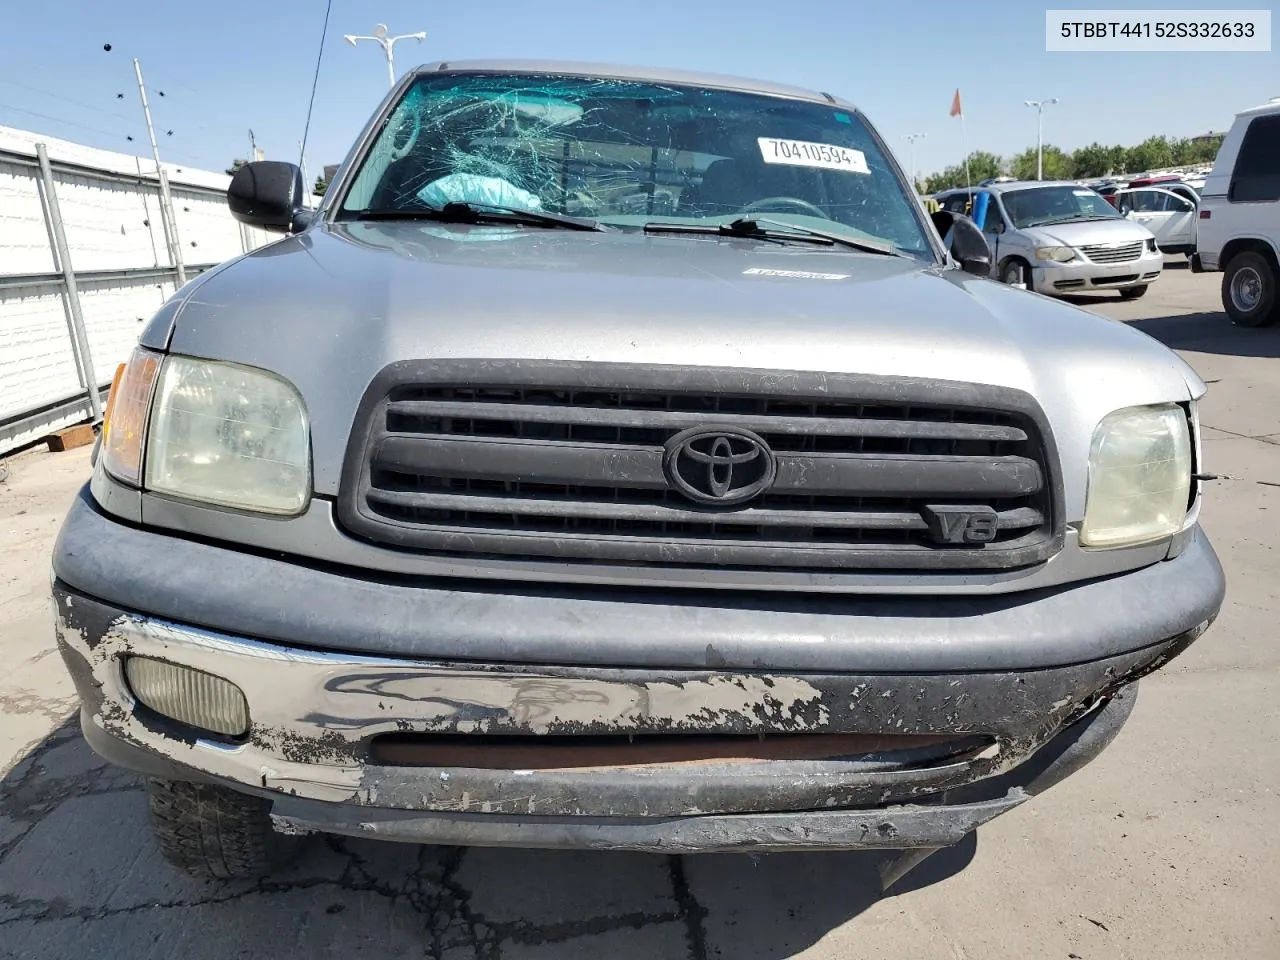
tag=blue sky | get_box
[0,0,1274,179]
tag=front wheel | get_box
[147,778,301,880]
[999,259,1026,287]
[1119,285,1148,300]
[1222,251,1278,327]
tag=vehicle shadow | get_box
[1126,311,1280,359]
[0,719,975,959]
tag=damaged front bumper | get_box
[51,490,1224,853]
[57,588,1159,852]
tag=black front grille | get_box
[338,361,1061,573]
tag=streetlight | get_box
[343,23,426,89]
[902,133,926,190]
[1023,98,1059,181]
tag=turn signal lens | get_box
[101,347,162,486]
[124,656,250,737]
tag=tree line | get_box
[921,133,1225,194]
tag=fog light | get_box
[124,657,250,737]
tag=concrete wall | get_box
[0,126,275,454]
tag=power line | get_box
[128,67,201,100]
[0,103,132,140]
[0,77,137,122]
[0,102,213,168]
[299,0,334,168]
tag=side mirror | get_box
[931,210,991,276]
[228,161,307,234]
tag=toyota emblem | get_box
[663,427,777,505]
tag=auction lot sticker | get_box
[1046,9,1271,51]
[758,138,870,174]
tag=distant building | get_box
[1191,131,1223,144]
[322,164,340,181]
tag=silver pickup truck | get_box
[52,60,1224,885]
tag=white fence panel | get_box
[0,125,277,455]
[0,286,82,418]
[0,157,56,275]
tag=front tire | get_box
[1222,251,1278,327]
[1000,259,1027,287]
[147,778,300,880]
[1119,285,1148,300]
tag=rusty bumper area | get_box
[55,582,1199,846]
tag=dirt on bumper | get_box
[54,583,1206,826]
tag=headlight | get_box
[1034,246,1077,262]
[1080,404,1191,549]
[145,356,310,515]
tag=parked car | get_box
[52,60,1224,883]
[1115,186,1199,255]
[1094,182,1123,207]
[1125,174,1182,190]
[1193,98,1280,326]
[1173,179,1205,203]
[936,181,1163,298]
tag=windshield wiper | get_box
[1025,214,1092,227]
[353,201,602,232]
[644,217,900,256]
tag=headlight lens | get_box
[1034,246,1077,262]
[1080,404,1191,549]
[145,356,310,515]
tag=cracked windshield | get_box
[339,73,932,256]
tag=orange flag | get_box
[949,89,962,118]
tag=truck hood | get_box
[166,221,1202,498]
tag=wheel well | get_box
[999,255,1029,272]
[1221,238,1280,273]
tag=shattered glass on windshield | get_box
[339,73,932,256]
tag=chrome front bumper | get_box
[56,582,1201,851]
[1032,250,1163,294]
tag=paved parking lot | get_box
[2,263,1277,959]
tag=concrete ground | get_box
[2,262,1277,959]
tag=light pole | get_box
[343,23,426,89]
[902,133,926,190]
[1023,98,1059,180]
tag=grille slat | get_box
[340,362,1060,575]
[1080,241,1143,264]
[366,487,1047,531]
[373,435,1043,499]
[387,399,1028,442]
[345,514,1050,566]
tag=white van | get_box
[1193,99,1280,326]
